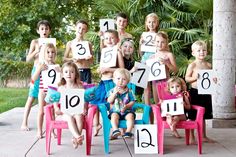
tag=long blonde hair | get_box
[145,13,159,32]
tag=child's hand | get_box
[39,63,48,71]
[54,66,61,73]
[82,108,88,116]
[55,110,63,115]
[213,77,217,84]
[100,67,108,74]
[85,54,92,60]
[98,31,104,38]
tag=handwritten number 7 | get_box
[137,68,145,83]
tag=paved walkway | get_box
[0,105,236,157]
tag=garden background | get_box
[0,0,213,113]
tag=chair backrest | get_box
[156,81,175,100]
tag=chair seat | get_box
[162,120,198,129]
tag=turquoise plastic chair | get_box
[98,102,150,154]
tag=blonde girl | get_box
[165,76,191,138]
[50,61,88,148]
[31,43,58,138]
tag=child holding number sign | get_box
[46,62,88,148]
[31,43,59,138]
[85,29,124,136]
[64,20,93,83]
[21,20,51,131]
[185,40,215,144]
[147,31,178,123]
[164,77,191,138]
[107,68,136,139]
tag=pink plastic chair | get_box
[44,83,97,155]
[152,81,205,154]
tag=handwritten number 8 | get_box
[48,69,56,84]
[76,44,86,55]
[201,72,211,89]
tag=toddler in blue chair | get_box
[107,68,136,139]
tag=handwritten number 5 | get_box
[103,50,112,63]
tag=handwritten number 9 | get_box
[48,69,56,84]
[151,61,161,77]
[103,50,112,63]
[76,44,86,55]
[201,72,211,89]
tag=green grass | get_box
[0,88,30,113]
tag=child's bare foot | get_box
[77,135,84,146]
[190,137,197,145]
[72,137,78,149]
[172,130,181,138]
[203,137,216,143]
[21,125,30,131]
[94,124,102,136]
[37,132,43,139]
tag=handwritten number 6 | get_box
[48,69,56,84]
[76,44,86,55]
[201,72,211,89]
[151,61,161,77]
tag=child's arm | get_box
[117,50,124,68]
[164,53,178,74]
[83,102,89,116]
[121,101,135,113]
[183,93,191,110]
[107,88,119,104]
[185,63,197,83]
[31,63,47,81]
[63,41,74,62]
[26,40,39,62]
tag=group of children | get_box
[20,12,215,149]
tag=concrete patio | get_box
[0,105,235,157]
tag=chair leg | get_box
[57,129,62,145]
[86,123,93,155]
[103,124,110,154]
[46,128,52,155]
[185,129,190,145]
[197,127,202,154]
[158,126,164,154]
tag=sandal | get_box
[111,129,121,140]
[123,132,133,138]
[72,137,78,149]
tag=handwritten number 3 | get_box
[201,72,211,89]
[76,44,86,55]
[48,69,56,84]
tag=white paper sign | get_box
[100,46,117,67]
[140,32,156,53]
[38,38,56,63]
[60,89,85,115]
[197,70,215,94]
[161,97,184,117]
[41,64,61,89]
[146,58,166,81]
[99,19,115,32]
[71,41,91,59]
[134,124,158,154]
[130,62,150,89]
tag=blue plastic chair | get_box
[98,102,150,154]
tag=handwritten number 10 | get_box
[65,95,80,109]
[48,69,56,84]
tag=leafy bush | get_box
[0,60,33,87]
